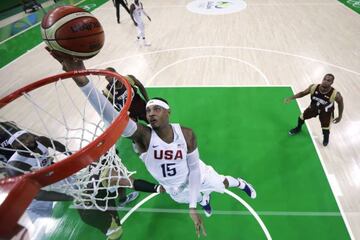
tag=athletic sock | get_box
[226,176,245,188]
[297,117,305,129]
[133,179,160,193]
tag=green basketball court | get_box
[44,87,350,240]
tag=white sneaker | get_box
[119,191,139,207]
[136,38,142,47]
[238,178,256,199]
[106,218,123,240]
[200,194,212,217]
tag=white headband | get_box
[146,99,170,110]
[8,130,28,145]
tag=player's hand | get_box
[333,117,342,124]
[189,208,207,238]
[283,97,292,104]
[45,47,85,71]
[154,185,166,193]
[64,151,72,156]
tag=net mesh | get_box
[0,71,134,212]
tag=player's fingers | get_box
[195,224,200,238]
[201,223,207,236]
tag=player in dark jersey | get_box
[284,73,344,146]
[6,125,163,239]
[103,67,149,123]
[112,0,131,23]
[0,122,21,178]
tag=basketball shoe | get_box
[200,194,212,217]
[238,178,256,199]
[288,127,301,136]
[119,191,139,208]
[106,218,123,240]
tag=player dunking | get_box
[130,0,151,47]
[50,54,257,238]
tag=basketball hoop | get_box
[0,70,133,238]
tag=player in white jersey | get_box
[6,130,68,177]
[130,0,151,46]
[50,55,257,238]
[6,130,73,223]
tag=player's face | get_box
[321,75,334,88]
[12,134,37,151]
[146,105,169,129]
[105,76,113,83]
[105,76,124,88]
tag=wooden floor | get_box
[1,0,359,238]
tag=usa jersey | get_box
[8,141,51,168]
[133,3,144,20]
[140,124,190,188]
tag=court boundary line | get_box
[146,55,270,86]
[91,46,360,77]
[290,85,355,240]
[71,205,360,217]
[3,46,360,78]
[118,190,272,239]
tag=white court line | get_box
[71,205,360,217]
[290,86,355,240]
[225,190,272,240]
[145,84,291,88]
[120,192,159,225]
[118,190,272,239]
[146,55,270,86]
[92,46,360,77]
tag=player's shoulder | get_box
[179,126,195,139]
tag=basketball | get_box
[41,5,105,59]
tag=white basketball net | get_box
[0,72,135,211]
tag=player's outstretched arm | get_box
[129,75,150,101]
[141,4,151,21]
[284,84,312,104]
[47,47,152,148]
[182,127,206,238]
[121,119,151,153]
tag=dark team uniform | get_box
[302,84,338,129]
[0,122,20,163]
[103,76,148,123]
[113,0,131,23]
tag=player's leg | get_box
[137,20,150,46]
[198,162,256,217]
[289,106,317,135]
[222,176,256,198]
[319,111,332,146]
[115,0,120,23]
[119,0,131,14]
[77,186,123,239]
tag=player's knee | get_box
[223,178,229,188]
